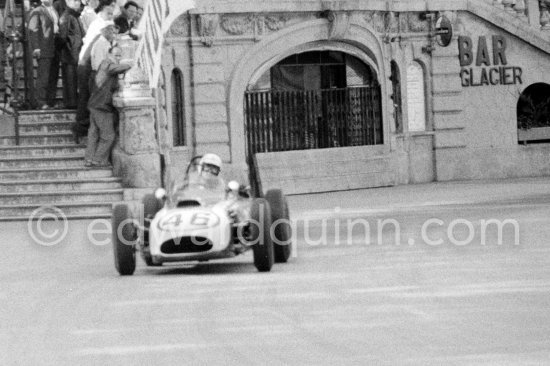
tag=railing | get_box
[491,0,550,29]
[539,0,550,28]
[244,86,383,157]
[494,0,528,17]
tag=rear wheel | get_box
[250,198,274,272]
[265,189,292,263]
[112,204,137,275]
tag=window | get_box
[390,61,402,133]
[270,51,349,91]
[171,68,185,146]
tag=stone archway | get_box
[245,50,383,152]
[227,18,388,167]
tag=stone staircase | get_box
[0,110,124,221]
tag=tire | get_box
[265,189,292,263]
[250,198,274,272]
[142,193,162,219]
[141,194,162,266]
[112,204,137,275]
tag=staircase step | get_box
[0,177,122,193]
[18,110,76,124]
[0,202,116,221]
[17,131,73,137]
[19,121,73,135]
[0,213,113,221]
[0,145,84,157]
[12,85,65,99]
[0,155,85,169]
[0,167,113,180]
[0,134,75,146]
[0,189,123,205]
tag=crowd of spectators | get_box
[20,0,141,165]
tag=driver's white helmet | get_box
[199,153,222,176]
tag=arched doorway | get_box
[517,83,550,144]
[244,50,382,157]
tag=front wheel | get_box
[141,193,163,266]
[265,189,292,263]
[112,204,137,275]
[250,198,274,272]
[142,193,162,220]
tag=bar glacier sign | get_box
[458,35,522,87]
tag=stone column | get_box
[112,36,161,189]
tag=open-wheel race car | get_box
[112,154,292,275]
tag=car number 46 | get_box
[160,212,219,229]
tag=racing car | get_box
[112,155,292,275]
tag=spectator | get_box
[79,0,114,59]
[133,6,142,27]
[53,0,66,16]
[80,0,98,32]
[90,21,116,93]
[114,0,137,35]
[112,0,125,18]
[59,0,84,109]
[28,0,61,110]
[73,0,114,141]
[84,45,131,167]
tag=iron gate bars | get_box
[244,85,382,157]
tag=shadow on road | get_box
[147,261,260,276]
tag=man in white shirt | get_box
[79,0,114,62]
[90,21,117,92]
[80,0,99,32]
[73,0,115,140]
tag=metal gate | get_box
[244,85,383,192]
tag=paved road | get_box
[1,188,550,365]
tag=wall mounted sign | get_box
[458,35,522,87]
[407,62,426,132]
[435,16,453,47]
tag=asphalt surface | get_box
[1,178,550,365]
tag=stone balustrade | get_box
[114,36,152,99]
[493,0,550,29]
[112,36,161,189]
[540,0,550,29]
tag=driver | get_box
[199,153,222,177]
[197,153,224,191]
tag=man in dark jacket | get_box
[59,0,84,109]
[114,1,138,37]
[84,45,131,167]
[28,0,61,109]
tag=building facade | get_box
[113,0,550,195]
